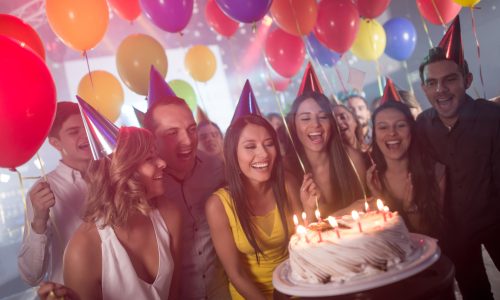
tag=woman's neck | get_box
[385,157,409,174]
[304,149,329,171]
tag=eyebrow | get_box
[64,126,80,132]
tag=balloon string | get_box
[374,60,384,97]
[419,13,435,48]
[470,6,486,99]
[402,61,415,94]
[15,168,31,240]
[83,51,95,90]
[430,0,448,29]
[261,50,306,174]
[227,38,244,94]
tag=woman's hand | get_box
[366,164,382,197]
[38,282,80,300]
[300,173,319,213]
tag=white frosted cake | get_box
[288,211,416,284]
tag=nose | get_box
[256,144,270,158]
[178,129,194,146]
[388,126,397,136]
[436,80,448,92]
[157,158,167,169]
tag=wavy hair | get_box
[286,92,363,210]
[224,115,290,262]
[84,127,156,227]
[332,104,364,150]
[371,101,442,233]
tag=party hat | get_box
[231,80,262,124]
[297,62,324,96]
[76,96,119,160]
[438,16,464,68]
[134,107,145,127]
[379,78,402,106]
[196,106,210,123]
[148,65,176,109]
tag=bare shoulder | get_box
[205,193,225,217]
[65,222,100,265]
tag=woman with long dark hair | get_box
[285,92,365,217]
[368,101,444,236]
[206,115,302,299]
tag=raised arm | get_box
[205,194,266,300]
[63,224,102,300]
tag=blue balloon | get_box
[306,34,341,67]
[383,17,417,61]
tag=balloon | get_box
[45,0,109,51]
[0,14,45,60]
[306,34,341,67]
[268,77,291,92]
[416,0,461,25]
[265,28,305,78]
[215,0,272,23]
[351,19,386,61]
[270,0,318,36]
[0,36,56,169]
[453,0,480,6]
[314,0,360,53]
[116,34,168,95]
[108,0,141,21]
[77,71,124,122]
[140,0,193,33]
[384,17,417,61]
[168,80,197,111]
[185,45,217,82]
[356,0,391,19]
[205,0,239,37]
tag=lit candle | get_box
[314,209,322,242]
[302,212,308,226]
[352,210,363,233]
[297,225,309,243]
[293,214,299,230]
[364,201,369,212]
[327,216,341,238]
[377,199,387,222]
[384,206,392,218]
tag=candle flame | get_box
[315,209,321,220]
[377,199,384,211]
[297,225,307,235]
[293,214,299,226]
[301,212,307,221]
[383,206,389,213]
[351,210,359,221]
[365,201,369,211]
[327,216,338,228]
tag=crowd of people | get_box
[18,19,500,300]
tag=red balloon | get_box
[416,0,461,25]
[356,0,391,19]
[265,28,305,78]
[0,36,56,169]
[268,77,291,92]
[205,0,239,37]
[0,14,45,60]
[108,0,141,21]
[314,0,360,53]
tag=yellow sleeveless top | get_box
[214,188,293,300]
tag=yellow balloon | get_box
[453,0,480,7]
[77,71,124,122]
[46,0,109,51]
[351,19,386,61]
[185,45,217,82]
[116,34,168,95]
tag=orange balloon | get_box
[270,0,318,36]
[77,71,124,122]
[185,45,216,82]
[116,34,168,95]
[46,0,109,51]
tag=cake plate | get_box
[272,233,440,297]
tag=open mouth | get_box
[307,132,323,143]
[251,161,270,170]
[385,140,401,150]
[177,149,193,160]
[435,96,453,110]
[78,142,89,150]
[153,175,163,180]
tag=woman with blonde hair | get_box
[40,127,182,300]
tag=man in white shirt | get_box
[18,102,91,285]
[144,96,230,300]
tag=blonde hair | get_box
[84,127,156,227]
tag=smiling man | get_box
[18,102,91,286]
[144,96,230,300]
[416,19,500,300]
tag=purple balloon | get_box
[215,0,272,23]
[140,0,193,33]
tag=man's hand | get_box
[30,181,55,234]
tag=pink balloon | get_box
[417,0,461,25]
[314,0,360,53]
[265,28,305,78]
[205,0,239,37]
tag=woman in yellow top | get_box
[206,115,305,299]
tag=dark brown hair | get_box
[49,102,81,138]
[224,115,290,262]
[143,96,190,133]
[419,47,470,84]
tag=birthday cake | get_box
[288,210,416,284]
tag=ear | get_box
[48,136,63,152]
[464,73,473,89]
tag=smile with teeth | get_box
[251,162,269,169]
[78,142,89,149]
[385,140,401,149]
[153,175,163,180]
[307,132,323,143]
